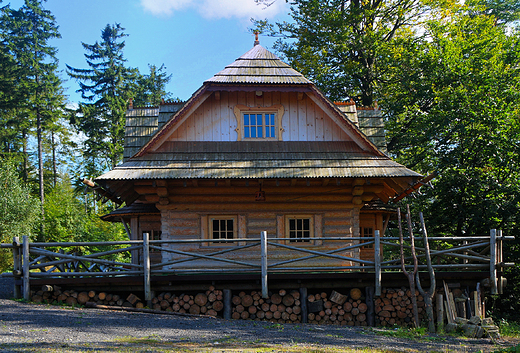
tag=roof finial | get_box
[254,31,260,46]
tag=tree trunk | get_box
[37,109,45,240]
[51,130,57,187]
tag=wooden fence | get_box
[1,229,514,306]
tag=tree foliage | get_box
[133,64,173,106]
[0,158,41,271]
[254,0,424,106]
[0,0,66,221]
[67,23,136,171]
[382,2,520,236]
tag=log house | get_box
[96,39,422,269]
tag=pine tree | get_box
[67,23,137,171]
[133,64,173,106]
[0,0,65,239]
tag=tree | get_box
[254,0,425,106]
[67,23,136,171]
[0,158,41,271]
[0,0,66,238]
[382,2,520,237]
[133,64,173,106]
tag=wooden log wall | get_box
[161,210,356,270]
[375,287,426,326]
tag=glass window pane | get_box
[257,126,263,138]
[251,126,256,138]
[244,126,250,138]
[244,114,249,126]
[270,126,275,138]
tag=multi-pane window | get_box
[142,230,161,252]
[360,227,374,249]
[209,216,236,244]
[243,113,276,139]
[287,217,312,243]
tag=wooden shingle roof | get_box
[205,44,312,85]
[97,141,421,181]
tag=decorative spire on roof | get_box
[254,31,260,46]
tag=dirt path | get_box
[0,298,518,352]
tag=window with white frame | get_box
[286,216,313,243]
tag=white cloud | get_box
[140,0,286,19]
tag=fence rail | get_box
[1,229,514,305]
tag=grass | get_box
[0,341,442,352]
[368,326,445,343]
[498,319,520,338]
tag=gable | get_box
[158,90,363,144]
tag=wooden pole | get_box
[498,230,504,294]
[436,294,444,332]
[223,289,232,320]
[366,286,375,327]
[490,229,497,295]
[261,231,268,299]
[299,287,308,323]
[12,237,21,299]
[374,230,381,296]
[143,232,152,307]
[22,235,30,301]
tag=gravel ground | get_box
[0,276,518,352]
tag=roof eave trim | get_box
[308,85,386,157]
[133,85,210,158]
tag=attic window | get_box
[244,113,276,138]
[234,104,285,141]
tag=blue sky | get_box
[5,0,290,103]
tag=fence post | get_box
[498,230,504,294]
[22,235,30,301]
[261,231,268,299]
[12,237,21,299]
[143,232,152,307]
[374,230,381,296]
[490,229,497,295]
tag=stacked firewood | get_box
[231,289,302,323]
[307,289,368,326]
[375,287,425,326]
[151,286,223,317]
[31,286,136,307]
[30,285,224,317]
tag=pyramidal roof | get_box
[205,43,312,85]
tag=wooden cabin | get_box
[96,40,423,269]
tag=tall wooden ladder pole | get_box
[143,232,152,307]
[261,231,268,299]
[22,235,30,301]
[490,229,497,295]
[374,230,381,296]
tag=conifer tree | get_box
[133,64,173,106]
[0,0,65,239]
[67,23,136,171]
